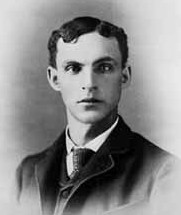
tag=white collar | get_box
[66,117,119,155]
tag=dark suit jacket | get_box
[15,117,181,215]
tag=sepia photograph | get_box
[0,0,181,214]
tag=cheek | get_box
[60,83,78,104]
[102,78,122,97]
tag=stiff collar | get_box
[65,117,119,155]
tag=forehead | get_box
[56,32,122,64]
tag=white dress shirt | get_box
[65,117,119,176]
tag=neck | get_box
[67,110,118,147]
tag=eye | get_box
[64,63,82,74]
[96,63,114,73]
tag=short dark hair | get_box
[48,16,128,69]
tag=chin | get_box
[74,111,107,124]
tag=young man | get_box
[16,16,181,215]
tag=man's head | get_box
[47,16,131,125]
[48,16,128,69]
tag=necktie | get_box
[70,148,95,179]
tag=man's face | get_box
[49,32,129,124]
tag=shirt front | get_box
[65,117,119,176]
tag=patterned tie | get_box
[70,148,95,179]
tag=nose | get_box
[81,68,98,92]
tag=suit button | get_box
[61,190,70,198]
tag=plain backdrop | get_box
[0,0,181,211]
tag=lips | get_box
[77,98,102,103]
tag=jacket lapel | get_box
[73,116,133,183]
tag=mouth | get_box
[77,98,102,104]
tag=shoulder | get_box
[113,117,178,172]
[15,149,47,200]
[116,116,170,160]
[16,142,56,176]
[129,131,181,204]
[16,131,66,178]
[130,132,171,160]
[131,131,181,183]
[16,132,66,199]
[16,150,46,180]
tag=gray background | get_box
[0,0,181,210]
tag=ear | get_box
[121,65,131,89]
[47,66,61,91]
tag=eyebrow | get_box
[62,56,118,67]
[93,56,118,66]
[62,61,84,67]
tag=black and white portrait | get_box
[0,1,181,215]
